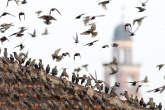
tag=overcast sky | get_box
[1,0,165,107]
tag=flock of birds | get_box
[0,0,164,109]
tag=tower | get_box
[104,24,141,97]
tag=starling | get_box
[19,12,25,21]
[51,66,58,76]
[98,0,110,10]
[72,72,76,83]
[49,8,61,15]
[0,12,15,18]
[73,53,81,61]
[28,29,36,37]
[75,13,86,19]
[39,15,56,25]
[46,64,50,74]
[84,40,99,46]
[136,7,146,12]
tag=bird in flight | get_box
[19,12,25,21]
[28,29,36,37]
[156,64,164,70]
[39,15,57,25]
[98,0,110,10]
[75,13,86,19]
[49,8,61,16]
[73,33,79,44]
[84,40,99,46]
[136,7,146,12]
[0,12,15,18]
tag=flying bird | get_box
[136,7,146,12]
[98,0,110,10]
[124,23,135,36]
[0,12,15,18]
[102,44,109,48]
[21,0,27,4]
[141,0,149,7]
[39,15,56,25]
[84,40,99,46]
[49,8,61,15]
[0,36,9,43]
[133,16,146,26]
[19,12,25,21]
[29,29,36,37]
[156,64,164,70]
[83,16,90,25]
[14,43,24,51]
[90,15,105,20]
[73,53,81,61]
[73,33,79,44]
[75,13,86,19]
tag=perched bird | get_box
[46,64,50,74]
[39,15,56,25]
[156,64,164,70]
[0,12,15,18]
[0,36,9,43]
[73,53,81,61]
[14,43,24,51]
[51,66,58,76]
[80,74,87,85]
[60,68,69,79]
[49,8,61,15]
[84,40,99,46]
[98,0,110,10]
[28,29,36,37]
[19,12,25,21]
[73,33,79,44]
[72,72,76,83]
[75,13,85,19]
[136,7,146,12]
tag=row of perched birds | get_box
[0,0,164,109]
[0,47,162,110]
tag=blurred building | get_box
[104,23,141,97]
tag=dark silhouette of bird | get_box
[21,0,27,4]
[81,64,88,71]
[19,12,25,21]
[75,13,86,19]
[72,72,76,83]
[0,36,9,43]
[133,16,146,26]
[73,53,81,61]
[124,23,135,36]
[73,33,79,44]
[49,8,61,15]
[46,64,50,74]
[80,74,87,85]
[102,44,109,48]
[60,68,69,79]
[136,7,146,12]
[51,66,58,76]
[156,64,164,70]
[28,29,36,37]
[0,23,14,33]
[14,43,24,51]
[84,40,99,46]
[90,15,105,20]
[0,12,15,18]
[39,15,56,25]
[136,85,142,93]
[98,0,110,10]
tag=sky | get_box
[0,0,165,107]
